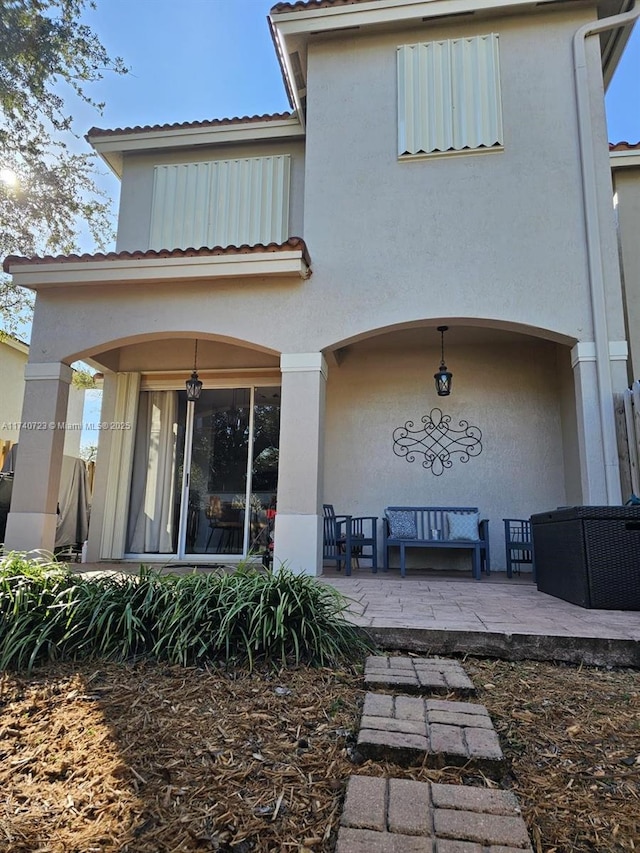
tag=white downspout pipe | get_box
[573,1,639,504]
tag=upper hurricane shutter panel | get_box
[398,34,503,156]
[149,155,291,250]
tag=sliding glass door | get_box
[126,385,280,560]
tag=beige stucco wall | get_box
[613,166,640,381]
[83,333,574,569]
[298,4,624,351]
[558,352,583,505]
[115,139,306,253]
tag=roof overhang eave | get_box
[0,336,29,355]
[600,3,636,88]
[86,116,306,178]
[611,148,640,168]
[4,250,311,290]
[270,0,635,115]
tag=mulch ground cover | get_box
[0,657,638,852]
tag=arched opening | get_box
[77,333,282,564]
[320,321,580,574]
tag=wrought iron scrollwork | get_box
[392,408,483,476]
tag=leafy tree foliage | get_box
[0,0,126,333]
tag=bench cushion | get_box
[385,509,417,539]
[446,511,480,541]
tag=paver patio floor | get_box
[320,570,640,666]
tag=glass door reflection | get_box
[247,387,280,558]
[185,388,250,556]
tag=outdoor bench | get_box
[382,506,490,580]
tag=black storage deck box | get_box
[530,506,640,610]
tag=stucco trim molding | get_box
[608,340,629,361]
[24,362,73,384]
[571,340,628,368]
[280,352,328,379]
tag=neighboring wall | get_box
[0,339,85,455]
[613,164,640,382]
[0,340,28,444]
[63,384,85,458]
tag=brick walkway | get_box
[336,655,532,852]
[358,693,504,776]
[365,655,477,696]
[338,776,533,852]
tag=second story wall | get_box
[300,3,623,346]
[116,139,306,253]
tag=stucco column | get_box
[273,353,327,576]
[571,342,625,505]
[4,362,73,554]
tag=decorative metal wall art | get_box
[392,408,483,476]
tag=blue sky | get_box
[77,0,639,222]
[78,0,290,209]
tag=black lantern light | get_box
[434,326,453,397]
[186,339,203,402]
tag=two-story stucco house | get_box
[2,0,639,575]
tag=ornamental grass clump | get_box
[66,569,169,662]
[0,555,372,671]
[152,566,373,667]
[0,552,78,670]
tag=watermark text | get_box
[1,421,131,431]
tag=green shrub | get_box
[0,552,78,670]
[0,555,373,671]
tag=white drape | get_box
[127,391,178,553]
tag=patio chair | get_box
[503,518,536,580]
[205,499,243,553]
[323,504,378,576]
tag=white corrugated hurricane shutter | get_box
[149,155,291,250]
[397,34,503,156]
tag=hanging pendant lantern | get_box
[434,326,453,397]
[186,340,203,402]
